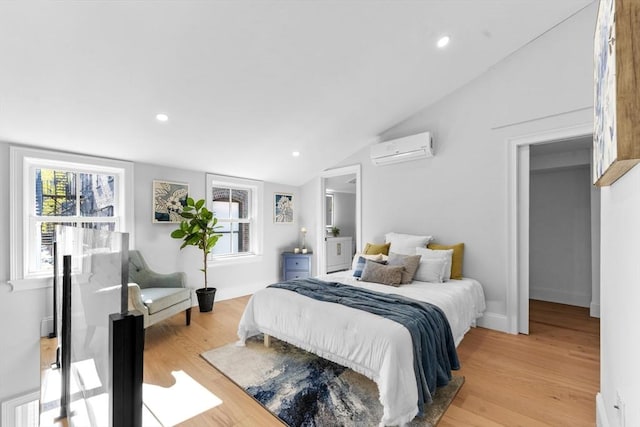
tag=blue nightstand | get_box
[281,252,312,281]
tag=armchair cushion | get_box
[141,287,191,315]
[129,250,187,289]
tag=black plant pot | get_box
[195,287,217,313]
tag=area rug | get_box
[201,335,463,426]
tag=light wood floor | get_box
[41,298,599,426]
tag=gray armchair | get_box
[128,250,193,328]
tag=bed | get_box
[238,263,486,426]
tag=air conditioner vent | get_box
[370,132,433,166]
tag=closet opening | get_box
[528,137,600,331]
[511,128,600,335]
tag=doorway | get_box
[529,139,596,312]
[508,124,599,334]
[318,165,361,275]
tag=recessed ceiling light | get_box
[292,151,300,157]
[156,113,169,122]
[437,35,450,49]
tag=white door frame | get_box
[507,123,593,334]
[317,164,362,275]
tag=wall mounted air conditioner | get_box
[370,131,433,166]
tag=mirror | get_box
[325,194,334,228]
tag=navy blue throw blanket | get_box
[268,277,460,413]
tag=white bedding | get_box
[237,271,486,426]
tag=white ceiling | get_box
[0,0,593,186]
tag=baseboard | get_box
[529,287,590,307]
[208,282,268,303]
[40,316,53,338]
[477,311,509,333]
[596,392,610,427]
[590,302,601,318]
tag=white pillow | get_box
[413,258,448,283]
[384,232,433,255]
[415,247,453,281]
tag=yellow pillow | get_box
[427,243,464,279]
[363,242,391,255]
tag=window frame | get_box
[9,146,134,290]
[206,173,263,265]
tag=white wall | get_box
[600,164,640,427]
[529,166,592,306]
[0,141,44,415]
[325,4,597,329]
[299,177,320,276]
[133,162,300,300]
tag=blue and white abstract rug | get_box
[201,335,463,427]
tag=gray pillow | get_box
[387,252,422,284]
[360,260,404,287]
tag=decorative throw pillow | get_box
[352,255,386,278]
[415,247,454,281]
[387,252,422,284]
[384,232,432,255]
[360,260,403,286]
[363,242,391,255]
[351,253,386,270]
[413,258,448,283]
[428,243,464,280]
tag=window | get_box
[31,169,117,274]
[10,147,134,285]
[206,173,263,261]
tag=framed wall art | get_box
[274,193,294,224]
[153,180,189,223]
[593,0,640,186]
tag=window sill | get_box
[7,276,53,292]
[209,254,263,267]
[8,272,93,292]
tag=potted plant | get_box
[331,226,340,237]
[170,197,222,312]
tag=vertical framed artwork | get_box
[274,193,294,224]
[593,0,640,186]
[593,0,617,185]
[153,180,189,223]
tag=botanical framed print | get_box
[592,0,640,186]
[593,0,617,184]
[274,193,294,224]
[153,180,189,223]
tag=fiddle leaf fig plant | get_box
[170,197,222,289]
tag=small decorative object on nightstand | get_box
[282,252,312,281]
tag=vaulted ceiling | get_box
[0,0,593,185]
